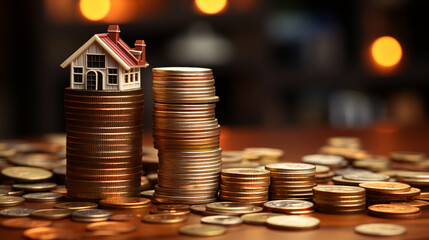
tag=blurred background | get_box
[0,0,428,138]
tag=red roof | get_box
[97,33,140,68]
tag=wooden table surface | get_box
[2,125,429,240]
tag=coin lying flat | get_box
[30,209,72,220]
[359,182,411,193]
[0,208,35,217]
[241,213,284,225]
[71,209,112,222]
[1,166,53,182]
[343,173,389,182]
[23,192,63,202]
[201,215,243,226]
[264,200,314,213]
[86,221,137,233]
[266,215,320,230]
[1,217,52,229]
[12,182,57,192]
[54,202,98,210]
[23,227,83,240]
[0,196,25,207]
[179,224,226,237]
[142,213,187,223]
[354,223,406,236]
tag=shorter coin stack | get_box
[242,148,284,165]
[319,137,371,162]
[65,88,144,199]
[359,182,420,205]
[395,172,429,191]
[152,67,221,204]
[265,163,316,200]
[220,168,270,205]
[314,165,334,184]
[313,185,366,214]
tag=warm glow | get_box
[80,0,111,21]
[371,36,402,67]
[195,0,227,15]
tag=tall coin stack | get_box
[152,67,221,204]
[265,163,316,200]
[65,88,143,199]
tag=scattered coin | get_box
[264,200,314,214]
[395,200,429,209]
[368,204,421,219]
[354,223,407,236]
[201,215,243,226]
[12,182,57,192]
[99,197,151,209]
[1,166,53,182]
[86,221,137,233]
[343,173,389,182]
[30,209,71,220]
[142,213,187,223]
[0,196,25,207]
[241,212,284,225]
[1,217,52,229]
[302,154,345,168]
[179,224,226,237]
[0,208,35,217]
[266,215,320,230]
[71,209,112,222]
[205,202,263,215]
[23,192,63,202]
[359,182,411,193]
[54,202,98,210]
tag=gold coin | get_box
[86,221,137,233]
[0,196,25,207]
[1,166,53,182]
[240,212,284,225]
[355,223,406,236]
[200,215,243,226]
[142,213,187,223]
[179,224,226,237]
[313,185,365,195]
[368,204,420,215]
[23,192,63,202]
[13,182,57,192]
[30,209,71,220]
[54,202,98,210]
[266,215,320,230]
[359,182,411,193]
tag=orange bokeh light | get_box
[79,0,111,21]
[371,36,402,68]
[195,0,227,15]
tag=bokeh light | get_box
[80,0,111,21]
[371,36,402,67]
[195,0,227,15]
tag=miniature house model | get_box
[61,25,148,91]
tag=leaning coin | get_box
[54,202,98,210]
[179,224,226,237]
[0,196,25,207]
[355,223,406,236]
[241,213,284,225]
[23,192,63,202]
[1,217,52,229]
[86,221,137,233]
[0,208,35,217]
[201,215,243,226]
[30,209,71,220]
[142,214,187,224]
[266,216,320,230]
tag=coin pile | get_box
[389,151,429,171]
[314,165,334,184]
[265,163,316,200]
[313,185,366,214]
[242,148,284,165]
[64,88,144,199]
[152,67,221,204]
[219,168,270,205]
[359,182,420,205]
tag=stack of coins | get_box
[319,137,371,161]
[390,151,428,171]
[352,156,390,172]
[152,67,221,204]
[314,165,334,184]
[313,185,366,214]
[265,163,316,200]
[242,148,284,165]
[263,200,314,214]
[219,168,270,205]
[359,182,420,205]
[395,172,429,190]
[64,88,143,199]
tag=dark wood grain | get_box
[2,125,429,240]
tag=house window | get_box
[108,68,118,84]
[134,73,138,82]
[125,75,129,83]
[87,54,105,68]
[73,67,83,83]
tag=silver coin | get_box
[0,208,35,217]
[71,209,112,219]
[355,223,406,236]
[201,215,243,226]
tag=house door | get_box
[86,71,96,90]
[97,72,103,90]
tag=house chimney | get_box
[108,25,120,43]
[134,40,147,65]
